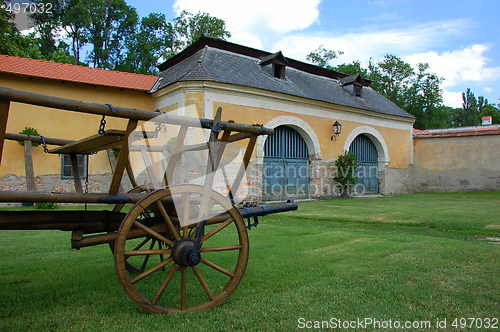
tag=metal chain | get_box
[98,115,106,135]
[40,136,49,153]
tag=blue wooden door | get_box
[349,134,379,194]
[263,126,309,201]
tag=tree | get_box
[169,10,230,59]
[117,13,174,75]
[0,0,35,56]
[60,0,89,62]
[307,47,446,129]
[83,0,138,69]
[306,45,343,69]
[454,88,482,127]
[480,103,500,124]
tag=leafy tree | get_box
[60,0,89,62]
[83,0,138,69]
[117,13,174,74]
[307,47,446,129]
[454,88,482,127]
[480,103,500,124]
[0,0,33,56]
[169,10,230,59]
[334,60,369,77]
[306,45,343,69]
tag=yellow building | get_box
[0,54,157,193]
[151,37,415,200]
[0,37,416,201]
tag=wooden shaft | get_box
[0,100,10,166]
[70,154,83,193]
[230,134,258,196]
[109,119,137,194]
[5,132,74,146]
[0,87,275,135]
[24,140,36,191]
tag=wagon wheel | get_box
[110,186,152,274]
[114,184,249,314]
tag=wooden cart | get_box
[0,87,297,314]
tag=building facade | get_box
[0,37,419,201]
[150,37,415,200]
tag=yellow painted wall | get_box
[213,102,412,169]
[414,135,500,171]
[1,74,155,177]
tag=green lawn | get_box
[0,192,499,331]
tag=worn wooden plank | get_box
[50,129,125,154]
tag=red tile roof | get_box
[414,125,500,138]
[0,54,158,91]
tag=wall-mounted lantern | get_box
[331,121,342,141]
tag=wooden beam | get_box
[0,101,10,166]
[109,119,138,195]
[0,87,275,135]
[70,154,83,193]
[24,140,36,192]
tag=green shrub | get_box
[333,151,359,197]
[35,202,58,210]
[17,127,40,147]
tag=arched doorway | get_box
[263,126,309,201]
[349,134,379,194]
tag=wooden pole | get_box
[109,119,138,195]
[0,87,275,136]
[0,100,10,166]
[24,140,36,192]
[70,154,83,193]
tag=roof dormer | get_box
[260,51,288,79]
[340,74,367,98]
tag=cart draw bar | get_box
[0,87,275,136]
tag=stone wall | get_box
[412,131,500,193]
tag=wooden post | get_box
[109,119,138,195]
[106,148,125,192]
[24,140,36,192]
[70,154,83,193]
[0,101,10,166]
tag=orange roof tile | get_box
[0,54,158,91]
[414,125,500,138]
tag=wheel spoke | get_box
[124,248,172,256]
[200,245,241,252]
[201,258,235,278]
[133,220,174,246]
[180,267,187,309]
[202,217,233,243]
[131,257,173,284]
[152,264,179,305]
[155,200,181,241]
[192,266,214,300]
[158,242,166,272]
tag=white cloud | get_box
[173,0,321,48]
[403,44,500,87]
[442,89,463,108]
[272,19,473,65]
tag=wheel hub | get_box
[172,238,201,267]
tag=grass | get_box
[0,192,499,331]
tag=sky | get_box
[124,0,500,108]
